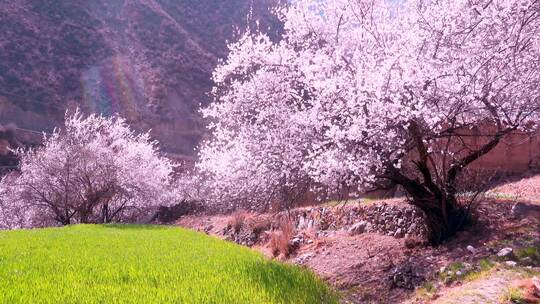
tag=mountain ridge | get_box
[0,0,282,157]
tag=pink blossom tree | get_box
[198,0,540,244]
[0,111,177,229]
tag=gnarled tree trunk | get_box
[383,122,516,245]
[386,168,468,244]
[402,184,467,245]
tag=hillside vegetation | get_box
[0,225,337,304]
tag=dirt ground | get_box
[177,173,540,304]
[300,199,539,303]
[490,174,540,202]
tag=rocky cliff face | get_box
[0,0,281,157]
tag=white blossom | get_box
[0,110,177,228]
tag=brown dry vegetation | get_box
[268,218,295,258]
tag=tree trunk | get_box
[411,194,467,245]
[101,203,110,223]
[52,207,72,226]
[383,122,516,245]
[79,212,90,224]
[384,162,469,245]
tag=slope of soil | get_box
[490,173,540,203]
[0,0,281,156]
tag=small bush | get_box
[438,261,493,284]
[501,287,526,304]
[464,259,495,282]
[414,281,438,301]
[478,258,494,271]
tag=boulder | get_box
[497,247,514,258]
[348,221,367,235]
[291,236,303,247]
[505,261,517,267]
[466,245,477,254]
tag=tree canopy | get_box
[0,111,177,228]
[197,0,540,243]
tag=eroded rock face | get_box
[0,0,282,157]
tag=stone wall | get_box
[218,200,429,247]
[292,201,428,239]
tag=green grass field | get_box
[0,225,337,304]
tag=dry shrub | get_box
[268,217,295,258]
[303,226,327,249]
[224,212,274,246]
[228,211,247,233]
[248,216,272,235]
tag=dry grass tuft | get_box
[249,216,272,235]
[228,211,247,233]
[268,218,295,258]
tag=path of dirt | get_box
[491,173,540,203]
[433,270,523,304]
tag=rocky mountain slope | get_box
[0,0,281,157]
